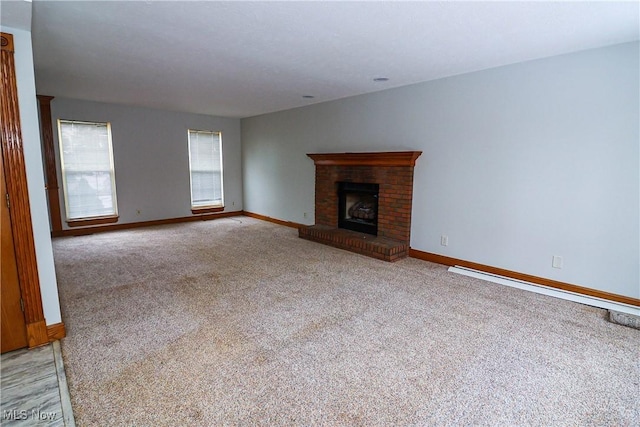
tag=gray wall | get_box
[50,99,243,228]
[242,42,639,299]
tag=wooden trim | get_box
[67,215,118,227]
[52,210,243,237]
[1,32,48,348]
[409,248,640,307]
[37,95,62,232]
[242,211,303,229]
[46,187,63,228]
[0,33,14,52]
[26,321,49,348]
[307,151,422,167]
[47,322,66,341]
[191,206,224,214]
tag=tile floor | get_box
[1,342,74,426]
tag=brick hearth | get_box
[299,225,408,261]
[299,151,421,261]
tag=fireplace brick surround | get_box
[299,151,422,261]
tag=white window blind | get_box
[188,130,223,208]
[58,120,118,220]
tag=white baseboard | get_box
[448,266,640,317]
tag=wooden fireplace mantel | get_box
[307,151,422,167]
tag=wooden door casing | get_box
[0,31,49,348]
[1,150,28,353]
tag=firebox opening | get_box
[338,182,379,235]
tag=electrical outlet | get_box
[136,209,141,215]
[303,212,308,218]
[232,201,235,206]
[441,235,448,246]
[552,256,563,269]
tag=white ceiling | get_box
[3,1,639,118]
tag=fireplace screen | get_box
[338,182,379,235]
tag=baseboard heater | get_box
[448,266,640,317]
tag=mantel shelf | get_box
[307,151,422,167]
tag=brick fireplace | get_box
[299,151,422,261]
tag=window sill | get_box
[191,206,224,215]
[67,216,119,227]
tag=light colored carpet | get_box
[52,217,639,426]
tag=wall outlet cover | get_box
[552,256,563,269]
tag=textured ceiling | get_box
[9,1,640,118]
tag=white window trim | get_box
[187,129,224,211]
[58,119,119,222]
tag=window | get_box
[58,120,118,222]
[188,130,224,210]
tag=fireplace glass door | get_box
[338,182,379,235]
